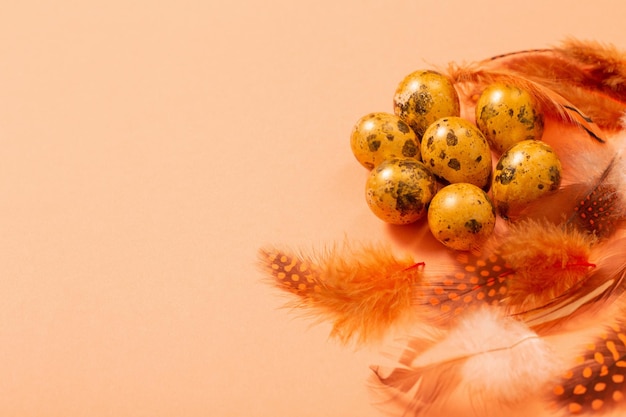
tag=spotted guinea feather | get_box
[569,160,625,239]
[553,310,626,415]
[413,246,513,325]
[259,38,626,417]
[518,129,626,240]
[414,219,600,328]
[259,243,424,344]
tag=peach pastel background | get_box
[1,1,625,416]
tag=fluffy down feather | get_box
[370,309,561,417]
[259,243,425,344]
[260,39,626,416]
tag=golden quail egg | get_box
[394,70,460,138]
[350,112,420,169]
[365,158,436,224]
[420,116,492,188]
[427,183,496,251]
[492,140,562,217]
[475,83,544,153]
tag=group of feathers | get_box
[260,39,626,416]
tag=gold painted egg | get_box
[420,116,492,188]
[475,83,544,154]
[393,70,460,138]
[492,140,562,217]
[350,112,421,170]
[365,158,436,225]
[427,183,496,251]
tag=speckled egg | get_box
[475,83,544,154]
[427,183,496,251]
[365,158,436,225]
[350,112,421,170]
[393,70,460,138]
[420,117,492,188]
[492,140,562,217]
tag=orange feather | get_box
[259,243,425,344]
[260,39,626,416]
[447,39,626,134]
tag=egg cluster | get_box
[350,70,562,250]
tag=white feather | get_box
[371,308,562,417]
[457,310,560,406]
